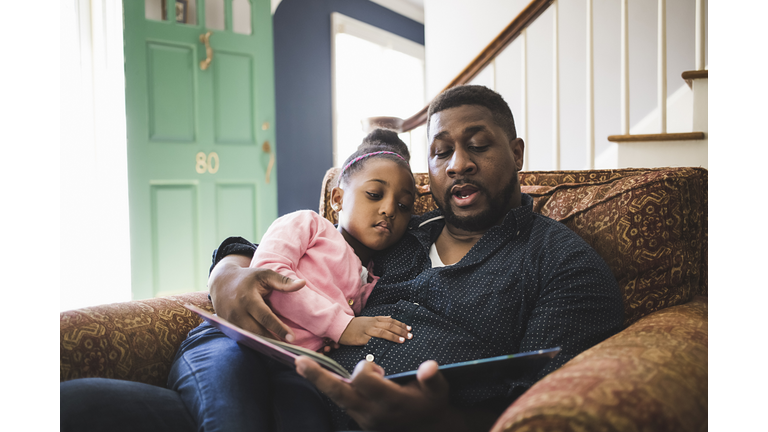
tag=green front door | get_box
[123,0,277,299]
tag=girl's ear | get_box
[330,187,344,213]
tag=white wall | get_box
[423,0,707,170]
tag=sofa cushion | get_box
[520,168,707,326]
[322,167,707,327]
[60,292,213,387]
[491,296,708,432]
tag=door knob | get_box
[199,31,213,70]
[262,141,275,184]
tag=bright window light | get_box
[332,13,426,171]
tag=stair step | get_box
[607,132,705,143]
[682,70,708,80]
[682,69,707,88]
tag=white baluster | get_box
[522,28,529,171]
[658,0,667,133]
[621,0,629,135]
[553,0,561,170]
[695,0,705,70]
[586,0,595,169]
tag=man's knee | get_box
[60,378,195,432]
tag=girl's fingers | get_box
[366,327,403,343]
[366,325,413,343]
[375,316,412,334]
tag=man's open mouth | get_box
[450,184,481,206]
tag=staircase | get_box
[366,0,708,171]
[606,69,707,169]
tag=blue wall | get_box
[273,0,424,216]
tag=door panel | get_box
[215,183,257,241]
[151,183,199,296]
[124,0,277,300]
[147,42,197,141]
[214,52,254,144]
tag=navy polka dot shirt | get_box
[213,193,624,427]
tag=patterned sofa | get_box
[60,167,707,432]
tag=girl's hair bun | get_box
[359,128,410,162]
[337,128,413,187]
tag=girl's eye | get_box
[398,202,412,211]
[366,192,382,199]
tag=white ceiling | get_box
[272,0,425,24]
[369,0,425,23]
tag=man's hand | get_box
[208,255,305,341]
[339,316,413,346]
[295,357,495,432]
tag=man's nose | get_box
[446,148,476,176]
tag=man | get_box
[61,85,623,432]
[199,85,623,431]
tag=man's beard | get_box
[435,176,516,232]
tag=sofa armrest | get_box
[492,296,707,432]
[60,292,213,387]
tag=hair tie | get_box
[340,151,407,177]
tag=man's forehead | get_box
[429,105,496,139]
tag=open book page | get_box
[184,304,351,379]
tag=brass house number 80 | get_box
[196,152,219,174]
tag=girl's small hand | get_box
[319,338,341,355]
[339,316,413,346]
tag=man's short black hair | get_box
[427,85,517,141]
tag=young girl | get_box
[250,128,416,351]
[166,130,417,432]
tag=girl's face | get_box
[332,158,416,262]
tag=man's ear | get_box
[330,187,344,213]
[510,138,525,171]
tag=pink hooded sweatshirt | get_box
[250,210,379,351]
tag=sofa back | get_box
[320,167,707,326]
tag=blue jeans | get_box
[169,322,333,431]
[61,323,334,432]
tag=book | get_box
[184,304,352,379]
[184,303,560,386]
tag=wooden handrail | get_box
[370,0,555,133]
[607,132,705,143]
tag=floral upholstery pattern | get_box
[61,167,707,432]
[491,296,708,432]
[321,167,708,327]
[60,292,212,387]
[519,168,707,326]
